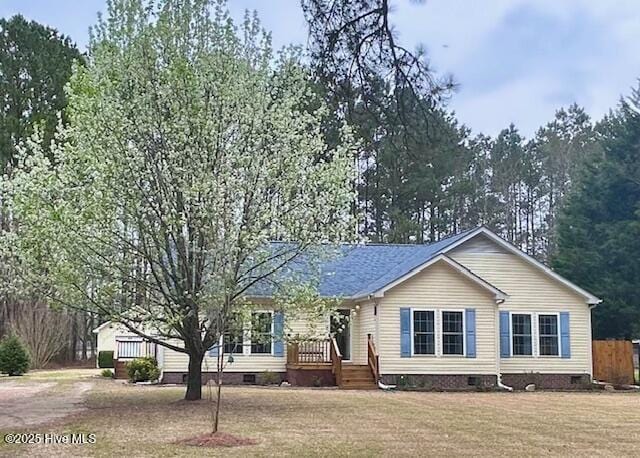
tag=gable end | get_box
[442,227,601,305]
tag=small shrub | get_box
[0,335,30,376]
[98,351,114,368]
[101,369,114,378]
[260,370,280,385]
[126,356,160,382]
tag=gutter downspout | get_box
[497,374,513,392]
[378,380,396,390]
[495,299,513,392]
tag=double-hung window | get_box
[413,310,435,355]
[251,312,272,354]
[512,313,533,356]
[441,311,464,355]
[223,318,244,355]
[538,314,559,356]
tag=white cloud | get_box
[450,74,564,137]
[390,0,640,136]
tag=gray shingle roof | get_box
[249,227,478,299]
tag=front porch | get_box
[114,337,158,379]
[286,335,379,389]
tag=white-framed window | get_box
[511,313,533,356]
[412,310,435,355]
[410,308,467,357]
[538,313,560,356]
[250,311,273,354]
[223,319,244,355]
[441,310,464,356]
[117,340,143,358]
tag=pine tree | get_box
[533,105,601,258]
[0,334,30,376]
[0,15,82,169]
[553,87,640,338]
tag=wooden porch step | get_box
[339,364,377,390]
[342,364,371,372]
[342,371,374,378]
[342,373,373,379]
[342,368,373,374]
[342,377,375,385]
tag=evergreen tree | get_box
[554,87,640,338]
[489,125,527,245]
[532,104,601,258]
[0,15,82,169]
[0,334,30,376]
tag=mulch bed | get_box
[175,432,258,448]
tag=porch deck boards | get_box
[286,362,332,370]
[287,339,378,390]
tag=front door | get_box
[331,309,351,360]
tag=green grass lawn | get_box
[1,375,640,457]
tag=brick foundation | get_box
[500,373,592,390]
[161,371,286,385]
[161,371,593,390]
[381,374,498,391]
[380,373,592,391]
[114,360,129,379]
[286,368,335,387]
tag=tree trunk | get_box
[89,313,96,359]
[211,349,224,433]
[185,350,205,401]
[70,313,78,362]
[81,312,88,360]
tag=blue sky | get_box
[3,0,639,137]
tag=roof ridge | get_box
[269,226,481,248]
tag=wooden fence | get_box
[592,340,635,385]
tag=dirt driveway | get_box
[0,380,93,429]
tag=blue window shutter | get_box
[465,308,476,358]
[273,311,284,357]
[499,311,510,358]
[560,312,570,358]
[400,308,411,357]
[208,343,220,358]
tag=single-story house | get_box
[95,226,601,390]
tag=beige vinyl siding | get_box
[348,302,376,364]
[162,313,327,373]
[450,238,592,375]
[346,304,362,363]
[96,325,118,354]
[97,324,146,358]
[377,260,498,375]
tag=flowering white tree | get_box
[7,0,354,401]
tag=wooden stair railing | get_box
[287,340,331,366]
[330,336,343,386]
[367,334,380,384]
[287,342,299,365]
